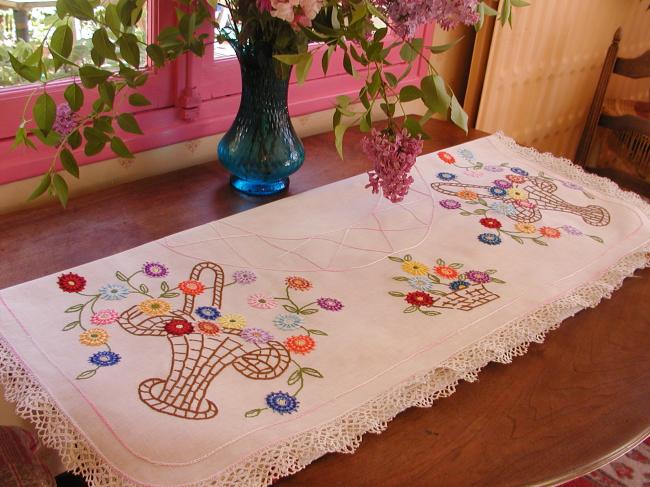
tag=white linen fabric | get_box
[1,134,649,487]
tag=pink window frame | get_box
[0,2,433,185]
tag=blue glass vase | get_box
[218,40,305,196]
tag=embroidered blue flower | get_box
[489,186,507,197]
[510,167,529,176]
[449,280,471,291]
[489,201,517,216]
[196,306,220,320]
[98,284,129,301]
[478,233,502,245]
[89,351,121,367]
[458,148,474,160]
[407,276,435,292]
[273,314,304,331]
[266,391,299,415]
[437,172,456,181]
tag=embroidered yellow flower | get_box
[515,222,537,234]
[138,299,171,316]
[506,187,529,200]
[217,314,246,330]
[401,261,429,276]
[79,328,109,346]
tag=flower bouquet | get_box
[8,0,528,204]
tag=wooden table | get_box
[1,120,648,487]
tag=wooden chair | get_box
[575,28,650,179]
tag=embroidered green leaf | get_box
[475,162,483,169]
[430,290,448,296]
[301,367,324,379]
[287,369,302,386]
[449,263,463,269]
[532,239,548,246]
[161,281,169,292]
[76,369,97,380]
[403,305,418,313]
[115,271,128,281]
[511,235,524,244]
[436,258,445,266]
[403,254,412,261]
[245,408,263,418]
[139,284,149,294]
[392,276,409,281]
[484,269,497,274]
[460,211,472,216]
[62,321,80,331]
[466,200,478,205]
[583,191,595,200]
[421,310,441,316]
[388,256,404,263]
[65,304,84,313]
[389,291,405,297]
[160,292,180,298]
[427,273,441,283]
[474,209,487,215]
[307,329,328,336]
[299,308,318,315]
[589,235,604,243]
[490,278,506,284]
[283,304,299,313]
[477,198,488,206]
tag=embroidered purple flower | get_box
[449,280,471,291]
[52,103,78,137]
[439,199,461,210]
[510,167,529,176]
[484,165,504,173]
[489,186,507,197]
[561,180,582,190]
[493,179,512,189]
[240,327,273,345]
[464,169,484,178]
[437,172,456,181]
[89,351,121,367]
[273,314,304,331]
[266,391,299,415]
[233,270,257,284]
[362,128,423,203]
[142,261,169,278]
[561,225,583,236]
[465,270,491,284]
[317,297,344,311]
[196,306,221,320]
[478,233,502,245]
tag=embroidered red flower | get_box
[165,319,194,336]
[480,217,502,229]
[434,266,458,279]
[539,226,561,238]
[286,276,312,291]
[57,273,86,293]
[437,151,456,164]
[179,280,205,296]
[405,291,434,307]
[506,174,526,184]
[284,335,316,355]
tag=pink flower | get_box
[90,309,119,326]
[52,103,78,137]
[248,293,278,310]
[362,129,423,203]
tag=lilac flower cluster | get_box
[362,129,423,203]
[52,103,78,137]
[374,0,480,38]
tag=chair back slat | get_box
[614,51,650,79]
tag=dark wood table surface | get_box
[1,119,649,487]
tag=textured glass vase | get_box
[218,40,305,196]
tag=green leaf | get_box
[450,95,468,133]
[160,281,169,292]
[110,136,134,158]
[334,123,348,159]
[388,256,404,263]
[510,0,530,7]
[307,329,328,336]
[78,65,112,88]
[389,291,405,297]
[428,37,465,54]
[146,44,165,68]
[283,304,299,313]
[52,173,69,207]
[139,284,149,293]
[421,310,441,316]
[115,271,128,281]
[60,149,79,178]
[244,408,262,418]
[92,28,117,61]
[33,93,56,134]
[62,321,80,331]
[160,292,180,298]
[104,4,122,36]
[532,238,548,246]
[65,303,84,313]
[299,309,318,315]
[392,276,409,281]
[116,113,143,134]
[98,82,116,109]
[399,85,422,103]
[50,24,73,69]
[64,83,84,112]
[490,278,506,284]
[28,173,51,201]
[301,367,324,379]
[57,0,95,21]
[436,258,445,265]
[421,74,451,114]
[128,93,151,106]
[118,33,141,68]
[287,369,302,386]
[404,254,412,261]
[8,53,40,82]
[32,129,60,147]
[76,369,97,380]
[589,235,604,244]
[400,38,423,62]
[403,305,418,313]
[511,235,524,244]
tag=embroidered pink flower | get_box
[464,169,484,178]
[362,129,423,203]
[248,294,278,309]
[240,327,274,345]
[90,309,119,326]
[465,270,491,284]
[317,297,343,311]
[514,199,537,209]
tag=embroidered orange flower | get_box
[138,299,171,316]
[539,226,561,238]
[506,174,526,184]
[402,260,429,276]
[405,291,434,307]
[515,222,537,234]
[433,266,458,279]
[284,335,316,355]
[438,151,456,164]
[179,280,205,296]
[79,328,109,346]
[479,217,502,229]
[285,276,312,291]
[457,190,478,201]
[198,321,220,336]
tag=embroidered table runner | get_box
[1,134,649,487]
